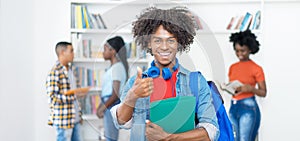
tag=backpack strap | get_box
[189,71,200,113]
[190,72,235,141]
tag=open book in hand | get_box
[220,80,243,95]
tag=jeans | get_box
[102,96,120,141]
[229,96,260,141]
[56,122,82,141]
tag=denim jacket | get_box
[111,65,219,141]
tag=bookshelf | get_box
[187,0,263,33]
[69,0,263,140]
[70,1,151,141]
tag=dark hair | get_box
[229,30,260,54]
[132,6,196,54]
[55,41,72,56]
[107,36,125,53]
[107,36,129,79]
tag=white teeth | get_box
[159,52,170,56]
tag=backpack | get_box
[190,71,234,141]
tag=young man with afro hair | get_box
[111,7,219,141]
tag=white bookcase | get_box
[69,0,263,140]
[70,1,151,141]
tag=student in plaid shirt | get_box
[46,41,87,141]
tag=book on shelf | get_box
[82,39,92,58]
[227,10,261,31]
[125,41,147,59]
[75,5,83,29]
[71,33,78,55]
[91,13,107,29]
[72,37,146,60]
[250,10,261,30]
[92,14,102,29]
[72,4,107,29]
[81,5,87,29]
[130,41,136,59]
[226,16,235,30]
[90,95,101,114]
[234,15,245,30]
[79,94,101,115]
[71,5,76,28]
[97,13,107,29]
[71,33,83,58]
[75,67,104,88]
[239,12,253,31]
[125,42,131,59]
[220,80,243,95]
[71,35,103,59]
[91,44,103,58]
[89,13,100,29]
[227,15,240,30]
[82,5,93,29]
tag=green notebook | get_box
[150,96,196,133]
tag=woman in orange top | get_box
[228,30,267,141]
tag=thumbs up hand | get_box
[131,67,153,98]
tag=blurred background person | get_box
[228,30,267,141]
[96,36,129,141]
[46,41,88,141]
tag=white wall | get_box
[260,1,300,141]
[0,0,35,141]
[33,0,70,140]
[0,0,300,141]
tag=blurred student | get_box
[96,36,129,141]
[46,41,88,141]
[228,30,267,141]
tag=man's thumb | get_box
[136,66,143,79]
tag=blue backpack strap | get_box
[189,71,200,113]
[190,72,234,141]
[207,81,223,111]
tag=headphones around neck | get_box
[142,58,179,80]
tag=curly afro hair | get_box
[132,6,196,54]
[229,30,260,54]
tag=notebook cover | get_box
[150,96,195,133]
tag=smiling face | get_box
[234,43,251,61]
[149,25,178,68]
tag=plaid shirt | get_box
[46,61,80,129]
